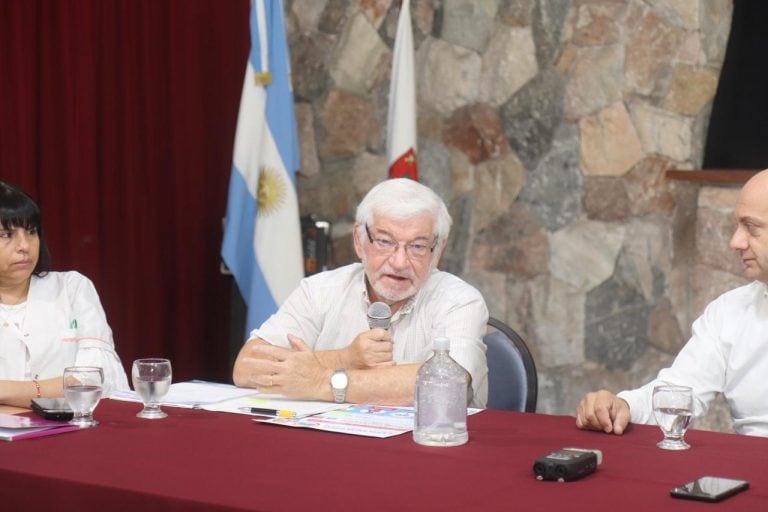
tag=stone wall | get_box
[286,0,744,430]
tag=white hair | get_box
[355,179,452,244]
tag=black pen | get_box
[239,407,296,418]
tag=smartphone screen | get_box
[671,476,749,502]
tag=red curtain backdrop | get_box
[0,0,250,382]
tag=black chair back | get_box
[484,317,538,412]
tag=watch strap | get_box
[331,368,348,403]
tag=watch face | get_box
[331,371,348,389]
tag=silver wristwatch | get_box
[330,369,348,403]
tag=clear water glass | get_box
[63,366,104,428]
[652,384,693,450]
[132,358,172,419]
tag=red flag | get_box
[386,0,418,180]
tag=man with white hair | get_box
[233,179,489,406]
[576,169,768,436]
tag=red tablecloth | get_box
[1,399,766,511]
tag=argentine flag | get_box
[222,0,303,337]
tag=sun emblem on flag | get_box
[257,166,286,216]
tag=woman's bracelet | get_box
[33,374,41,398]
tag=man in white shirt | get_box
[575,169,768,436]
[232,179,489,406]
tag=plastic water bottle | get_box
[413,335,469,446]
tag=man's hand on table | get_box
[575,390,631,435]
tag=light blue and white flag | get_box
[222,0,303,337]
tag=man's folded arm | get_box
[234,335,419,404]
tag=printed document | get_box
[110,380,257,408]
[254,405,483,438]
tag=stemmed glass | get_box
[132,358,172,419]
[63,366,105,428]
[652,384,693,450]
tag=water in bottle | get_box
[413,335,469,446]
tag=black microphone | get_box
[367,302,392,330]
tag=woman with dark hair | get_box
[0,181,129,408]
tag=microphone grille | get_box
[367,302,392,329]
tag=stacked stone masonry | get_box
[286,0,740,432]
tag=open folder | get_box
[0,413,79,441]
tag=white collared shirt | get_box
[0,272,130,395]
[619,281,768,436]
[250,263,489,406]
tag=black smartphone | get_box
[31,398,74,421]
[671,476,749,502]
